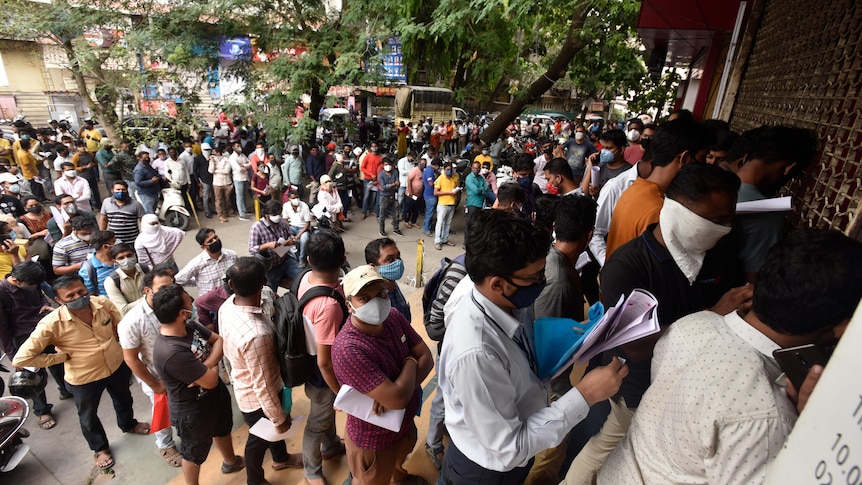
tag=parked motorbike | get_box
[137,187,191,231]
[0,367,39,473]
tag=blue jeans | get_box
[138,192,157,214]
[424,196,438,233]
[435,204,454,244]
[265,255,301,291]
[234,180,250,216]
[362,179,378,216]
[289,226,310,265]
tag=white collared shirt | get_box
[439,286,589,472]
[118,299,161,377]
[589,161,641,266]
[598,310,796,485]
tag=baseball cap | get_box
[320,174,332,184]
[342,265,386,297]
[0,173,18,184]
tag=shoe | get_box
[205,213,213,219]
[238,216,250,221]
[444,241,456,246]
[221,455,245,474]
[394,229,403,236]
[360,214,367,221]
[379,231,388,237]
[435,243,442,250]
[344,218,354,223]
[424,231,433,237]
[449,229,457,234]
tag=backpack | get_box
[84,261,150,296]
[272,270,349,388]
[422,254,467,341]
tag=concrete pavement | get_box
[2,200,466,484]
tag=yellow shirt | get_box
[0,138,11,164]
[13,296,124,385]
[0,246,27,279]
[10,140,21,166]
[15,148,39,180]
[434,173,460,206]
[81,128,102,152]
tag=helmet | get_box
[8,369,46,399]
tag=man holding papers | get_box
[331,265,433,485]
[220,258,303,485]
[438,209,627,484]
[564,163,750,484]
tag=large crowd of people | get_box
[0,110,859,485]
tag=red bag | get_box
[151,393,171,433]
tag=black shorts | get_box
[173,383,233,465]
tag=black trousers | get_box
[241,408,290,485]
[440,441,533,485]
[65,362,138,452]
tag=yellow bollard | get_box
[415,239,424,288]
[254,198,261,220]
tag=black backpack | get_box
[272,270,348,388]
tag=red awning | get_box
[638,0,742,65]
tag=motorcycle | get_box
[0,396,30,473]
[137,187,191,231]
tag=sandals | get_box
[271,453,303,470]
[94,449,114,470]
[38,414,56,430]
[221,455,245,474]
[160,446,182,467]
[126,422,151,435]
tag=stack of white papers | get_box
[334,385,405,432]
[248,415,306,441]
[736,196,792,214]
[547,289,660,380]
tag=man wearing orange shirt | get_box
[605,120,713,257]
[360,142,383,220]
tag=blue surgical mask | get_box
[445,169,453,176]
[517,176,533,187]
[503,276,546,309]
[377,259,404,281]
[113,191,128,201]
[599,148,615,164]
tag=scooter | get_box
[137,187,191,231]
[0,396,29,473]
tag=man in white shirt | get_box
[175,228,238,296]
[597,229,862,485]
[54,161,92,212]
[438,209,627,483]
[53,144,71,178]
[396,151,415,207]
[281,187,312,267]
[588,161,648,266]
[117,267,182,467]
[229,142,252,220]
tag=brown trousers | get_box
[213,184,232,218]
[345,424,417,485]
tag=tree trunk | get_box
[480,2,591,144]
[483,75,508,111]
[61,40,121,142]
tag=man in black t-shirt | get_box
[152,284,245,481]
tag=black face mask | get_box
[26,205,43,214]
[207,239,223,254]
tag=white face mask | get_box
[349,297,391,326]
[142,223,160,234]
[76,232,92,242]
[480,168,489,175]
[256,148,265,158]
[64,170,77,178]
[574,132,585,141]
[659,198,732,284]
[290,198,300,207]
[184,147,192,154]
[117,257,137,271]
[269,215,282,224]
[384,164,392,172]
[627,129,641,142]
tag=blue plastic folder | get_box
[533,302,605,380]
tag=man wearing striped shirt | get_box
[175,229,238,296]
[79,230,117,296]
[52,217,95,276]
[99,180,145,244]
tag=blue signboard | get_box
[219,36,252,61]
[383,36,406,83]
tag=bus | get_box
[394,86,467,125]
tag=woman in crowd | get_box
[134,214,184,271]
[315,174,345,232]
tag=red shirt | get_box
[331,308,423,450]
[361,153,382,180]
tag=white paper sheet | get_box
[334,385,405,432]
[248,415,306,442]
[736,196,792,214]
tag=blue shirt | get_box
[133,162,161,196]
[388,283,411,327]
[79,254,118,296]
[306,154,325,181]
[423,166,438,199]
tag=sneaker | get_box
[238,216,250,221]
[394,229,403,236]
[379,231,388,237]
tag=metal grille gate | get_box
[729,0,861,236]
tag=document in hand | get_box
[334,385,405,433]
[735,196,792,214]
[534,289,660,381]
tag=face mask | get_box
[269,215,282,224]
[158,155,166,161]
[517,176,532,187]
[4,232,16,241]
[503,277,547,309]
[142,223,159,234]
[256,148,265,157]
[480,168,489,175]
[7,184,20,195]
[77,233,91,242]
[472,169,480,176]
[370,147,378,153]
[350,297,391,326]
[202,149,212,157]
[377,259,404,281]
[183,306,198,323]
[290,198,300,207]
[627,129,641,142]
[26,205,43,214]
[64,170,77,178]
[574,132,585,141]
[113,191,128,201]
[482,150,489,155]
[66,294,90,311]
[384,164,392,172]
[207,239,222,253]
[117,257,137,271]
[546,183,560,196]
[445,169,453,176]
[64,204,77,215]
[183,147,191,154]
[659,197,732,284]
[599,148,615,164]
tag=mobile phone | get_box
[772,344,832,390]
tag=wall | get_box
[0,40,50,122]
[728,0,861,237]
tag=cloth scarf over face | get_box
[136,213,185,264]
[659,197,732,284]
